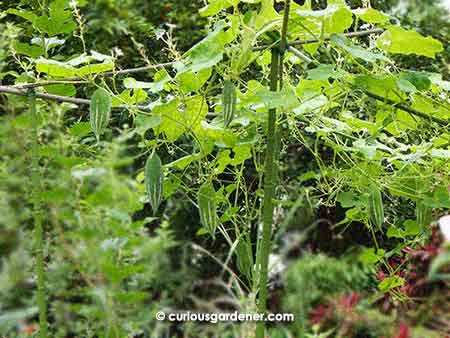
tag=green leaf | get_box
[295,4,353,35]
[378,275,405,292]
[399,72,431,91]
[354,74,401,101]
[404,220,420,236]
[111,89,148,107]
[36,53,114,77]
[145,153,163,213]
[89,88,112,141]
[13,42,44,58]
[307,64,346,80]
[294,95,328,115]
[352,7,390,23]
[337,191,358,208]
[198,182,218,238]
[359,247,385,265]
[376,26,444,58]
[6,9,37,23]
[124,70,172,93]
[176,22,234,74]
[45,83,77,97]
[176,68,211,92]
[331,34,389,63]
[423,186,450,208]
[199,0,239,17]
[154,96,208,141]
[33,0,76,36]
[387,226,404,239]
[244,88,299,110]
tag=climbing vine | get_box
[0,0,449,337]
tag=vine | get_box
[1,0,449,337]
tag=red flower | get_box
[393,322,410,338]
[376,270,386,281]
[340,292,359,311]
[23,324,37,335]
[310,304,330,325]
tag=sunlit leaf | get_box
[376,26,443,58]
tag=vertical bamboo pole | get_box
[256,2,291,338]
[29,92,48,338]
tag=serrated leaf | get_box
[145,153,163,213]
[376,26,443,58]
[89,88,111,140]
[198,182,218,238]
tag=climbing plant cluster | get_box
[0,0,449,337]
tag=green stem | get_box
[256,3,291,337]
[255,48,280,338]
[29,93,48,338]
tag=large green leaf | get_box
[331,34,389,63]
[154,96,208,141]
[8,0,76,36]
[376,26,443,58]
[176,21,235,74]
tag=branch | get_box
[14,61,176,89]
[0,85,152,112]
[363,90,449,126]
[287,45,314,64]
[253,28,384,51]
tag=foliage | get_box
[0,0,449,337]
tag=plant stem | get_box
[29,93,48,338]
[255,45,280,338]
[256,3,291,337]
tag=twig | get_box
[0,85,152,112]
[13,61,177,89]
[287,45,314,64]
[362,90,449,126]
[15,80,88,89]
[253,28,384,51]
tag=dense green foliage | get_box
[0,0,450,337]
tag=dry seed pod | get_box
[145,153,163,213]
[90,88,111,140]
